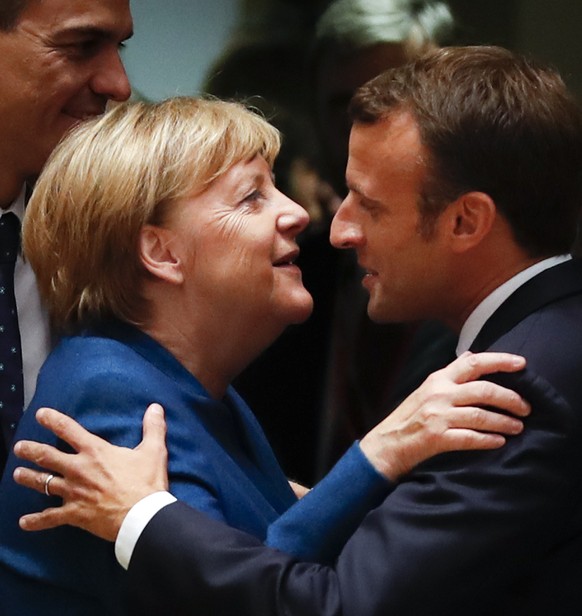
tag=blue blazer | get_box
[125,259,582,616]
[0,321,388,615]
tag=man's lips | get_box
[359,263,378,288]
[358,261,378,276]
[62,107,106,122]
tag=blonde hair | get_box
[23,97,281,332]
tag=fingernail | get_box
[510,421,524,434]
[149,403,163,416]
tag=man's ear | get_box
[139,225,184,285]
[446,191,497,253]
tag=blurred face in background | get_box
[314,42,409,196]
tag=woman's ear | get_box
[446,191,497,253]
[139,225,184,285]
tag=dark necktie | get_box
[0,211,24,469]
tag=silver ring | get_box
[44,474,55,497]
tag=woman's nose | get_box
[277,194,310,235]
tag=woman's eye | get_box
[242,190,264,206]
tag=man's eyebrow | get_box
[347,182,369,199]
[347,183,384,207]
[54,25,134,42]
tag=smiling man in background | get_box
[0,0,133,471]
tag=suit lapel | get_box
[470,259,582,352]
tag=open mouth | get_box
[273,249,299,267]
[358,261,377,277]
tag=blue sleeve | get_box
[265,442,393,563]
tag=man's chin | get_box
[366,300,403,324]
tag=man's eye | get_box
[360,199,379,214]
[64,39,101,58]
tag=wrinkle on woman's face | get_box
[162,155,313,334]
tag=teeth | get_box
[275,256,294,265]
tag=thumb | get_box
[137,403,167,456]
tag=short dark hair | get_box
[350,46,582,256]
[0,0,30,31]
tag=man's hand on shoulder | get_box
[12,403,169,541]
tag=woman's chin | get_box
[286,294,315,325]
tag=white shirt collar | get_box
[456,254,572,356]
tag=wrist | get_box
[115,491,176,570]
[359,432,404,482]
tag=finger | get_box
[137,403,167,456]
[13,440,73,475]
[34,407,106,453]
[13,467,66,498]
[446,406,524,435]
[441,429,507,452]
[19,506,73,532]
[445,352,526,384]
[454,381,531,417]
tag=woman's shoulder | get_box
[32,329,166,414]
[46,331,149,379]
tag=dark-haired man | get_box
[13,46,582,615]
[0,0,133,470]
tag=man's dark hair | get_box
[0,0,30,31]
[350,45,582,256]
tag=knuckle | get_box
[464,352,479,370]
[471,408,485,424]
[477,381,494,399]
[424,373,441,388]
[17,441,37,460]
[50,413,70,435]
[422,416,445,437]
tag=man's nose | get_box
[330,200,363,249]
[90,48,132,102]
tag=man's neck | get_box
[454,257,543,331]
[0,169,26,209]
[455,254,571,354]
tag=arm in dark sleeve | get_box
[127,501,341,616]
[127,370,582,615]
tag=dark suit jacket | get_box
[126,259,582,615]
